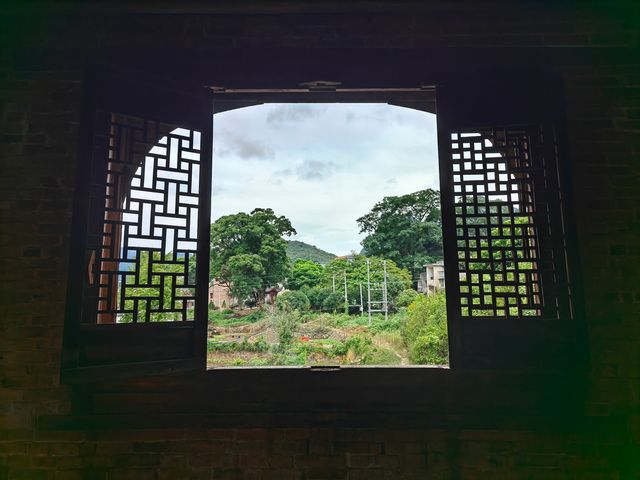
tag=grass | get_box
[207,336,268,353]
[208,308,265,327]
[362,346,401,365]
[373,330,406,352]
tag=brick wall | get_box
[0,2,638,479]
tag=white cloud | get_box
[214,129,274,161]
[211,104,438,255]
[295,159,338,181]
[267,104,328,125]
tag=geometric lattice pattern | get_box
[96,114,201,323]
[451,128,543,318]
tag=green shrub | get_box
[208,309,225,323]
[276,290,311,312]
[409,326,448,365]
[403,292,446,340]
[395,288,419,308]
[322,292,344,313]
[336,334,372,360]
[314,312,352,328]
[402,292,448,365]
[207,336,269,353]
[349,335,372,357]
[207,340,238,353]
[209,308,264,327]
[239,336,268,353]
[306,286,334,310]
[241,310,265,323]
[368,313,404,333]
[273,311,301,351]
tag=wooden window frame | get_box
[435,75,588,370]
[57,52,589,429]
[62,66,214,382]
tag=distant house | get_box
[418,261,445,294]
[209,279,237,308]
[264,286,280,304]
[265,283,288,304]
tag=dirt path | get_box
[371,336,410,365]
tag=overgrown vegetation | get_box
[207,188,449,367]
[207,292,448,367]
[402,291,448,365]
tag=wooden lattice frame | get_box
[89,113,202,323]
[450,126,558,319]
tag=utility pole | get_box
[366,258,372,326]
[383,259,389,323]
[364,258,389,326]
[343,270,348,315]
[359,283,364,316]
[332,274,336,293]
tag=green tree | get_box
[210,208,296,305]
[322,292,344,313]
[225,253,265,304]
[287,259,324,290]
[357,189,443,278]
[305,286,334,310]
[276,290,311,312]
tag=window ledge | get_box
[52,369,588,430]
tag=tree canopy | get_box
[357,189,443,278]
[287,258,325,291]
[210,208,296,304]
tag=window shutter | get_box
[436,73,587,370]
[62,66,213,382]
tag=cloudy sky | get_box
[211,103,439,256]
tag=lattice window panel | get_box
[95,114,201,323]
[451,128,550,318]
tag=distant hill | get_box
[286,240,336,265]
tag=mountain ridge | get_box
[286,240,336,265]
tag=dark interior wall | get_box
[0,2,638,479]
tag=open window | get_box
[437,74,586,369]
[63,68,585,383]
[207,89,443,368]
[62,68,213,381]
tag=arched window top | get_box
[97,122,202,324]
